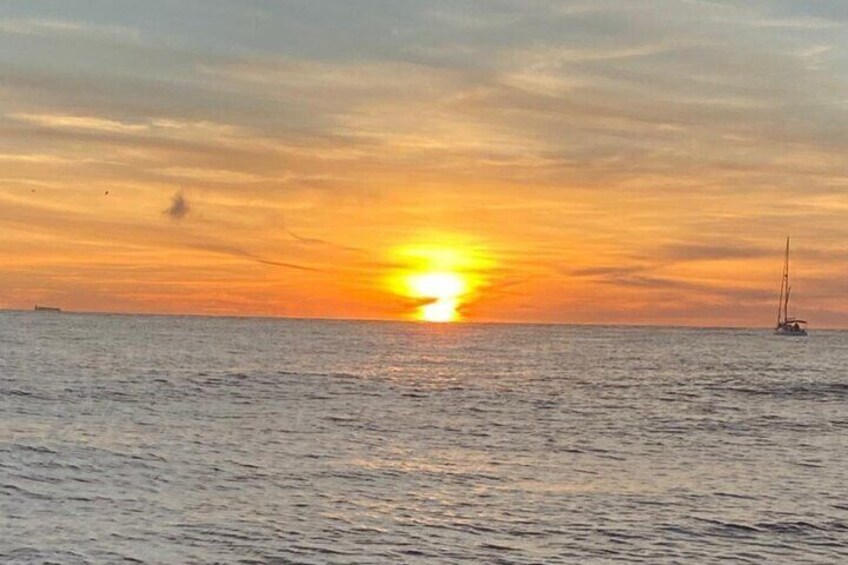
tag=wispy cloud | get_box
[0,18,140,41]
[286,230,364,254]
[9,112,149,134]
[189,242,321,272]
[658,243,772,262]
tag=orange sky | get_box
[3,1,848,326]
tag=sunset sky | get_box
[3,1,848,325]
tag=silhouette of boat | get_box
[34,305,62,313]
[774,237,807,336]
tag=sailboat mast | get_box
[772,236,808,335]
[777,237,789,326]
[783,237,791,323]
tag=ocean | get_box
[1,312,846,564]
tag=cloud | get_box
[658,243,772,262]
[569,263,773,303]
[155,167,266,184]
[164,191,189,220]
[286,230,364,253]
[9,112,149,134]
[0,18,140,41]
[189,242,320,272]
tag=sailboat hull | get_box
[774,325,807,337]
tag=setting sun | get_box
[408,272,466,300]
[407,273,466,322]
[420,297,460,323]
[388,243,491,322]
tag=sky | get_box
[2,0,848,326]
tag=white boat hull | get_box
[774,326,807,337]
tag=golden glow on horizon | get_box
[389,243,490,322]
[408,272,466,322]
[420,297,460,323]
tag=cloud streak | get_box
[0,17,140,41]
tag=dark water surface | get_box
[1,312,846,563]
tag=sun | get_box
[407,272,466,322]
[388,242,490,323]
[421,297,459,323]
[408,272,466,300]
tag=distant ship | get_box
[774,237,807,336]
[34,305,62,313]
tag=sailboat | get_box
[774,237,807,336]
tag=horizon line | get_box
[3,308,845,332]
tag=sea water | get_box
[1,312,846,563]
